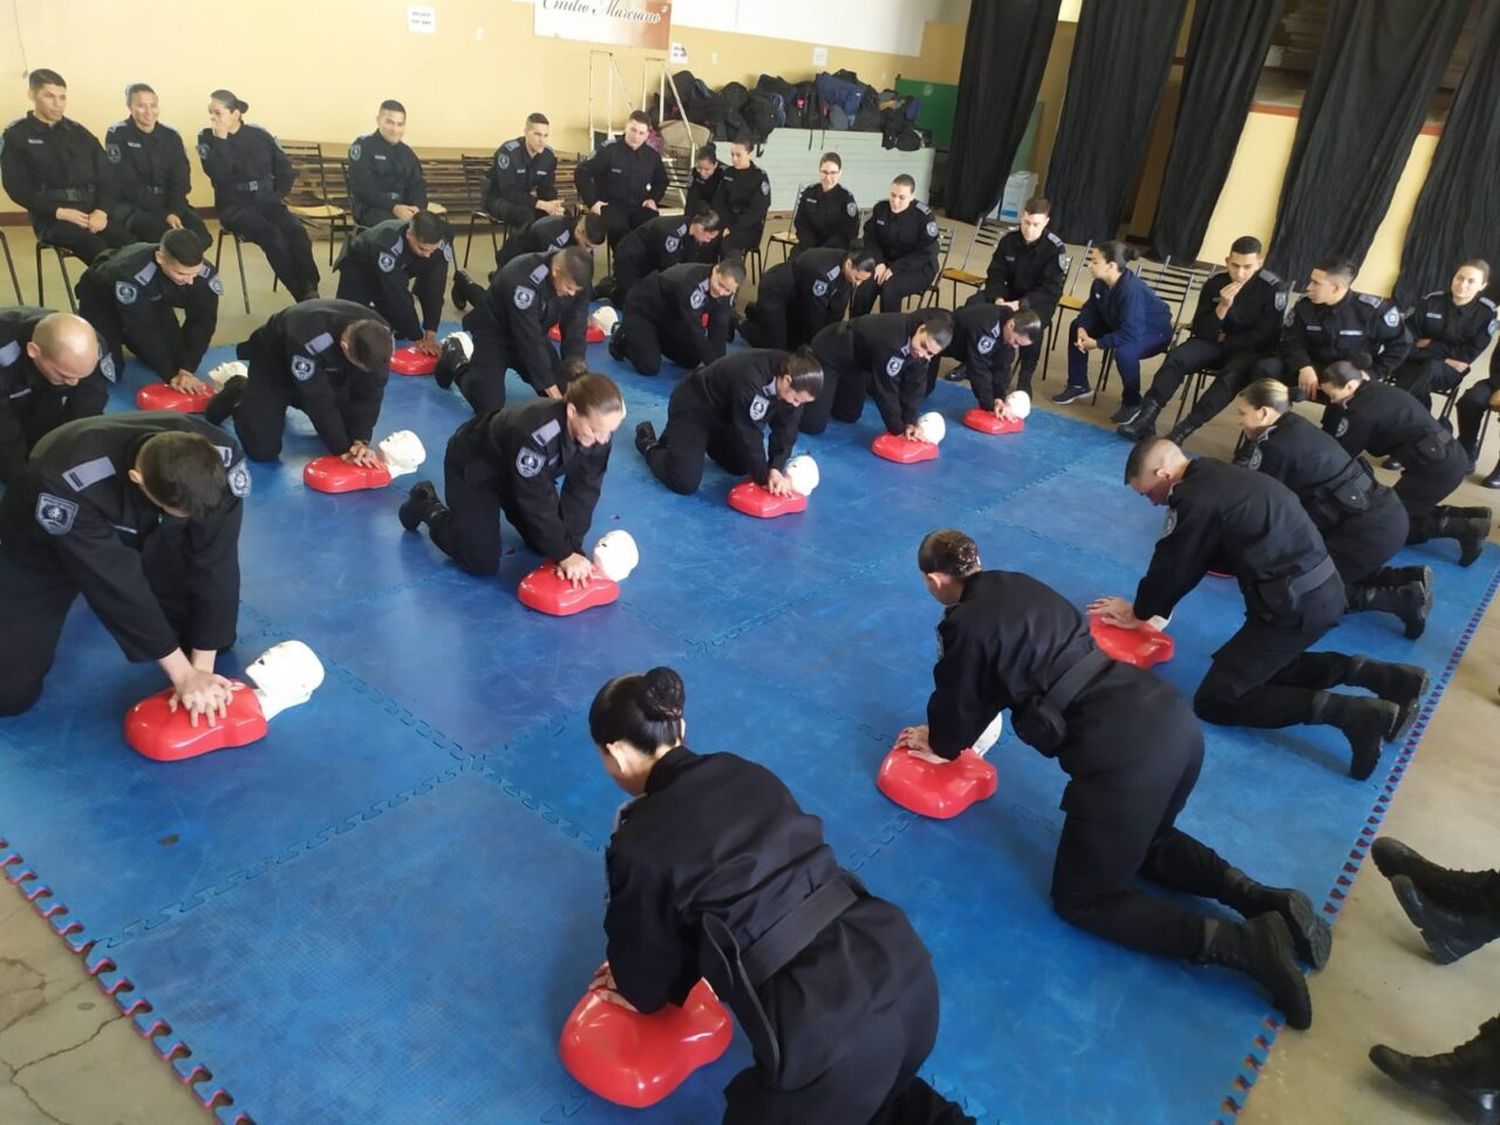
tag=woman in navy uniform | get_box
[634,349,820,495]
[590,665,974,1124]
[684,145,723,217]
[196,90,320,300]
[1390,260,1496,411]
[1233,378,1429,638]
[710,139,771,259]
[399,373,624,585]
[905,530,1326,1029]
[790,153,858,257]
[1054,241,1173,421]
[741,245,875,352]
[1319,361,1492,567]
[802,310,950,437]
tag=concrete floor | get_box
[0,219,1496,1124]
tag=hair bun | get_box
[640,667,685,721]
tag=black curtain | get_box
[1393,1,1500,308]
[945,0,1062,223]
[1265,0,1468,286]
[1147,0,1285,261]
[1043,0,1188,245]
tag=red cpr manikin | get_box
[135,384,207,413]
[877,744,998,819]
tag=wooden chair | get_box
[1093,258,1209,405]
[937,217,1011,307]
[34,242,78,311]
[459,154,507,269]
[279,141,353,265]
[913,226,957,310]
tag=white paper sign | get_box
[812,45,829,66]
[407,5,435,33]
[670,41,688,62]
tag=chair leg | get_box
[234,236,250,315]
[54,250,76,311]
[0,235,21,302]
[34,241,44,307]
[463,215,478,268]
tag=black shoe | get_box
[398,480,439,531]
[1314,692,1399,780]
[1110,400,1143,426]
[1371,564,1434,591]
[1218,868,1333,970]
[1050,385,1090,406]
[634,420,656,457]
[608,327,627,364]
[1374,837,1500,914]
[1485,463,1500,489]
[1196,914,1312,1030]
[1389,876,1500,965]
[944,363,969,383]
[451,269,472,312]
[1384,456,1405,471]
[1346,658,1430,742]
[1117,398,1163,441]
[433,334,471,391]
[1370,1018,1500,1124]
[1434,506,1493,567]
[1347,579,1432,640]
[204,375,247,426]
[1165,419,1198,448]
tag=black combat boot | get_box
[634,421,657,457]
[1343,658,1430,742]
[1373,837,1500,914]
[1369,1015,1500,1124]
[1117,395,1164,441]
[1346,578,1432,640]
[398,481,440,532]
[204,374,247,426]
[450,268,472,312]
[1311,692,1399,780]
[1217,868,1333,969]
[1195,914,1312,1030]
[1432,506,1493,567]
[433,333,472,391]
[1388,876,1500,965]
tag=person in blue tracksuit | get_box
[1053,241,1173,424]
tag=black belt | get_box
[43,188,89,203]
[1012,646,1113,755]
[1285,555,1338,599]
[741,877,858,987]
[233,180,269,192]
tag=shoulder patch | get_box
[812,278,829,297]
[1275,290,1287,311]
[925,220,938,238]
[0,340,20,367]
[760,180,770,196]
[348,141,362,162]
[305,331,335,355]
[885,355,904,377]
[1161,509,1177,538]
[689,284,707,310]
[1258,269,1281,286]
[976,333,996,355]
[98,354,115,383]
[115,280,138,305]
[1383,306,1400,328]
[35,493,78,536]
[378,251,397,273]
[197,141,210,159]
[106,143,121,164]
[664,234,680,254]
[515,447,545,477]
[227,461,251,498]
[513,285,535,310]
[846,200,858,217]
[209,275,224,296]
[529,264,549,285]
[496,151,510,170]
[291,355,316,381]
[749,394,769,422]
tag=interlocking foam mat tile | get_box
[2,332,1496,1123]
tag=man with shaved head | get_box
[1089,437,1428,782]
[0,308,113,482]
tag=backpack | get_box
[815,72,864,123]
[789,80,823,129]
[742,93,780,143]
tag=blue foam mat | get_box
[2,335,1497,1123]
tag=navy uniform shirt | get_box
[78,242,221,379]
[1405,291,1497,367]
[1234,410,1391,535]
[104,118,193,219]
[457,396,610,560]
[575,139,667,210]
[1324,376,1452,462]
[793,182,858,253]
[1281,290,1410,378]
[811,311,929,434]
[755,246,854,346]
[981,228,1067,318]
[683,165,722,216]
[710,161,770,242]
[862,200,939,278]
[1075,271,1173,349]
[196,124,296,208]
[0,412,246,659]
[345,131,427,228]
[483,136,558,227]
[1188,269,1286,354]
[670,349,802,484]
[613,215,702,282]
[0,308,113,482]
[482,251,589,393]
[627,262,734,367]
[950,304,1019,409]
[1,112,115,221]
[334,218,450,340]
[495,213,579,271]
[239,298,390,452]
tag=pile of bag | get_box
[650,69,930,150]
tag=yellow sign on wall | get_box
[534,0,674,50]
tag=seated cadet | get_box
[1,69,127,263]
[493,211,606,273]
[608,258,744,376]
[1119,236,1285,443]
[634,349,821,496]
[683,144,722,217]
[0,310,111,483]
[965,197,1065,395]
[905,530,1328,1029]
[1456,354,1500,488]
[483,112,563,229]
[0,412,248,720]
[399,373,624,584]
[104,83,211,249]
[587,666,975,1124]
[444,248,593,414]
[333,211,449,354]
[710,138,770,258]
[1233,379,1428,638]
[346,99,428,229]
[575,111,667,249]
[1094,438,1428,781]
[205,299,393,464]
[1257,255,1408,403]
[790,152,858,258]
[75,229,221,395]
[740,244,875,351]
[1053,241,1174,422]
[197,89,320,301]
[802,309,951,438]
[1319,361,1492,567]
[945,306,1042,419]
[604,210,722,308]
[850,175,939,316]
[1390,260,1496,411]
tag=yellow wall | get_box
[0,0,966,212]
[1199,109,1437,296]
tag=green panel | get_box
[894,77,957,149]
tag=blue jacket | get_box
[1077,271,1172,350]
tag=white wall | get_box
[670,0,957,56]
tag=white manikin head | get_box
[915,412,947,445]
[1005,390,1032,419]
[591,530,640,582]
[206,360,247,391]
[442,330,474,362]
[591,306,620,336]
[784,454,820,496]
[377,431,426,478]
[245,640,326,721]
